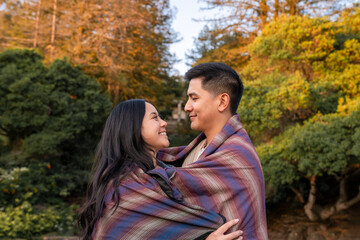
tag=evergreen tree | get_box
[0,49,112,201]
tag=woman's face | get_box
[141,102,169,153]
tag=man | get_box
[155,62,268,240]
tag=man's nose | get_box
[184,100,192,112]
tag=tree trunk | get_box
[287,0,297,15]
[50,0,58,60]
[304,173,360,221]
[318,184,360,220]
[334,178,360,213]
[304,176,320,221]
[338,175,348,203]
[259,0,268,30]
[274,0,280,18]
[33,0,42,48]
[24,0,29,18]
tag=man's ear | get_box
[217,93,230,112]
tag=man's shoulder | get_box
[210,126,262,166]
[219,126,255,151]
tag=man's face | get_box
[184,78,219,133]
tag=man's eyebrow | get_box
[188,92,199,97]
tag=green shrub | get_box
[168,120,200,147]
[0,202,77,239]
[0,162,76,207]
[0,49,112,201]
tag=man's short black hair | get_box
[184,62,243,114]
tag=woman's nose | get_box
[160,118,167,127]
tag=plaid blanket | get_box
[92,166,225,240]
[154,114,268,240]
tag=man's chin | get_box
[190,122,200,131]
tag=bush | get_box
[0,162,80,206]
[168,120,200,147]
[0,49,112,201]
[0,202,77,239]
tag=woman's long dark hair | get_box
[78,99,155,240]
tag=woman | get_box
[78,99,242,240]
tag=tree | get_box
[198,0,352,33]
[188,0,357,70]
[237,8,360,142]
[0,0,179,109]
[259,107,360,221]
[187,26,251,72]
[243,8,360,221]
[0,49,112,201]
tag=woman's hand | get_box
[206,219,243,240]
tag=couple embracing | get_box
[79,63,268,240]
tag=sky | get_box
[169,0,217,75]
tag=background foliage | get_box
[0,49,112,238]
[0,0,360,238]
[0,0,182,111]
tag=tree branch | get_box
[290,186,305,204]
[336,185,360,212]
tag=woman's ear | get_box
[218,93,230,112]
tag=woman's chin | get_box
[161,141,170,149]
